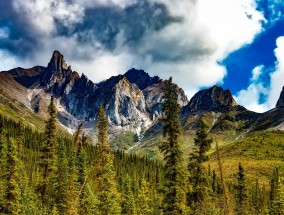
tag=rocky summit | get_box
[186,85,237,112]
[0,50,188,136]
[2,50,284,143]
[276,86,284,108]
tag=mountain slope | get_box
[0,50,188,141]
[1,50,284,154]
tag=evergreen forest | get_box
[0,78,283,215]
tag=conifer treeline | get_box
[0,82,283,214]
[159,77,284,215]
[0,102,163,214]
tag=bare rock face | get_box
[124,68,161,90]
[187,85,237,112]
[276,86,284,108]
[106,76,148,126]
[143,81,188,119]
[1,50,188,135]
[41,50,73,93]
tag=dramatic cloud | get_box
[0,0,282,101]
[267,36,284,108]
[235,36,284,112]
[235,65,269,112]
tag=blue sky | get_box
[0,0,283,112]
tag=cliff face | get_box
[3,50,284,148]
[143,81,188,120]
[2,50,188,133]
[186,85,237,112]
[276,86,284,108]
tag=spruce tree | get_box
[137,178,152,215]
[0,130,7,213]
[270,168,284,215]
[55,143,70,214]
[4,137,22,214]
[121,175,137,215]
[39,96,58,207]
[160,77,188,214]
[77,149,98,215]
[188,123,213,206]
[235,162,249,215]
[94,104,121,214]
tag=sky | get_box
[0,0,284,113]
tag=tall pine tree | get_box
[160,77,188,214]
[77,149,98,215]
[4,137,22,214]
[235,162,250,215]
[39,96,58,208]
[188,123,213,209]
[94,104,121,214]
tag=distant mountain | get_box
[124,68,161,90]
[186,85,237,112]
[0,50,188,138]
[276,86,284,108]
[2,50,284,152]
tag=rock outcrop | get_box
[186,85,237,112]
[124,68,161,90]
[2,50,188,133]
[276,86,284,108]
[143,81,188,119]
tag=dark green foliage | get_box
[4,137,22,214]
[120,175,137,214]
[188,124,218,214]
[39,96,58,206]
[235,163,250,215]
[188,123,213,204]
[160,77,188,214]
[77,149,98,215]
[0,113,164,214]
[95,105,121,214]
[0,97,283,214]
[270,168,284,215]
[55,144,70,214]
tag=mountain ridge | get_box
[1,50,284,151]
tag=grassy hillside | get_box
[208,130,284,185]
[135,126,284,186]
[0,90,46,131]
[1,84,283,187]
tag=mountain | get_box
[186,85,237,112]
[124,68,161,90]
[276,86,284,108]
[0,50,188,139]
[2,50,284,153]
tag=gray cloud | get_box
[0,0,279,105]
[0,0,181,59]
[0,1,41,57]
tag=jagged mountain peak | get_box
[124,68,161,90]
[276,86,284,108]
[187,85,237,112]
[41,50,72,85]
[48,50,69,71]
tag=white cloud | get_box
[252,65,263,81]
[0,50,30,71]
[235,65,269,113]
[235,36,284,112]
[2,0,267,101]
[12,0,84,35]
[129,0,265,90]
[79,0,138,8]
[267,36,284,108]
